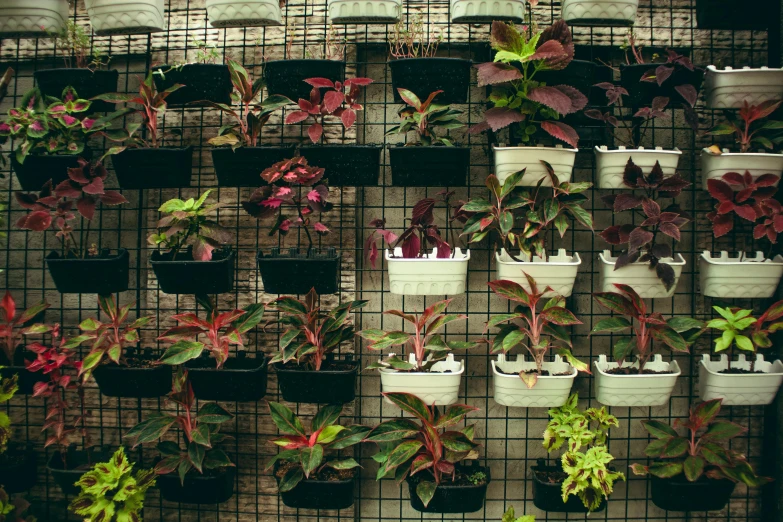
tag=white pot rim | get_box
[700,251,783,266]
[702,147,783,158]
[594,145,681,155]
[707,64,783,74]
[493,144,578,153]
[385,247,470,262]
[496,249,581,267]
[699,357,783,377]
[599,250,686,267]
[379,362,465,377]
[594,359,681,378]
[491,359,577,379]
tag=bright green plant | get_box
[68,446,155,522]
[0,487,35,522]
[502,507,534,522]
[0,370,18,454]
[385,89,465,146]
[707,300,783,371]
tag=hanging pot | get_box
[211,145,296,187]
[388,57,472,105]
[256,247,340,295]
[0,446,36,493]
[493,145,577,186]
[112,147,193,189]
[11,153,87,192]
[619,63,704,107]
[386,248,469,296]
[704,65,783,109]
[650,475,736,511]
[300,144,382,186]
[84,0,166,35]
[388,145,469,187]
[0,0,68,38]
[328,0,402,24]
[700,251,783,298]
[92,350,172,398]
[205,0,283,27]
[532,460,607,513]
[492,354,577,408]
[406,464,490,513]
[152,64,233,107]
[185,353,269,402]
[151,247,234,295]
[274,359,358,404]
[277,463,356,509]
[157,465,236,504]
[594,146,682,189]
[561,0,638,26]
[45,248,129,295]
[495,249,581,297]
[696,0,772,30]
[450,0,524,23]
[34,69,120,112]
[593,354,680,407]
[598,250,685,298]
[699,353,783,406]
[378,353,464,405]
[48,449,111,496]
[700,147,783,190]
[264,60,346,102]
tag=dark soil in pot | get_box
[48,449,110,496]
[93,348,172,398]
[532,461,606,513]
[185,352,269,402]
[11,153,88,191]
[34,69,119,112]
[389,57,472,105]
[45,248,129,294]
[696,0,772,30]
[264,59,346,102]
[406,463,490,513]
[212,145,296,186]
[152,64,233,106]
[619,63,704,108]
[257,247,340,295]
[151,247,234,295]
[112,146,193,189]
[275,359,358,404]
[651,475,736,511]
[0,446,37,493]
[299,144,381,186]
[157,464,236,504]
[389,145,470,186]
[276,460,356,510]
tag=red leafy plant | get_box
[0,291,50,366]
[366,392,483,508]
[706,100,783,153]
[599,159,691,290]
[363,218,399,269]
[386,89,465,146]
[631,399,771,486]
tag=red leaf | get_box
[307,123,323,144]
[1,291,15,323]
[474,62,522,87]
[100,191,128,205]
[341,108,356,129]
[734,204,758,222]
[323,90,344,114]
[540,121,578,148]
[285,111,310,124]
[304,77,335,89]
[528,86,574,115]
[629,228,654,250]
[481,107,525,132]
[675,84,698,107]
[528,40,566,62]
[613,193,644,212]
[76,197,96,221]
[707,179,734,202]
[401,234,420,258]
[82,177,104,195]
[659,222,681,241]
[21,210,52,231]
[552,85,588,114]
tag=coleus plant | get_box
[631,398,771,487]
[707,99,783,153]
[0,487,35,522]
[0,370,18,454]
[265,402,369,492]
[0,291,50,365]
[705,300,783,372]
[599,158,691,290]
[265,288,367,371]
[124,368,234,484]
[485,273,587,388]
[363,218,398,269]
[366,392,480,508]
[385,89,466,146]
[148,190,232,262]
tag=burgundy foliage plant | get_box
[0,291,50,365]
[706,100,783,153]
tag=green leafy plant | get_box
[706,300,783,372]
[502,507,534,522]
[543,393,625,511]
[48,20,110,70]
[0,370,18,454]
[386,89,465,146]
[68,447,156,522]
[0,487,35,522]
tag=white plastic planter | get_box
[699,251,783,298]
[205,0,283,27]
[699,354,783,406]
[84,0,165,35]
[704,65,783,109]
[700,147,783,190]
[495,249,581,297]
[328,0,402,23]
[379,353,464,405]
[450,0,525,23]
[561,0,639,25]
[599,250,685,298]
[594,146,681,189]
[492,354,576,408]
[593,354,680,407]
[493,145,577,187]
[385,247,469,296]
[0,0,68,38]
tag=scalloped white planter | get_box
[495,249,581,297]
[595,146,681,189]
[328,0,402,23]
[0,0,68,38]
[699,251,783,298]
[493,145,577,187]
[699,354,783,406]
[561,0,638,25]
[700,148,783,190]
[599,251,685,298]
[379,353,464,405]
[205,0,282,27]
[594,354,680,407]
[450,0,525,23]
[704,65,783,109]
[492,354,576,408]
[386,247,469,296]
[84,0,165,35]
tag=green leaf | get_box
[268,401,306,436]
[326,458,360,470]
[300,444,323,478]
[124,415,176,447]
[191,424,212,447]
[647,461,683,479]
[158,340,204,365]
[315,425,345,445]
[203,448,233,469]
[734,334,755,351]
[278,466,304,492]
[416,480,437,507]
[703,420,746,441]
[612,337,634,361]
[330,425,371,450]
[383,440,423,473]
[641,420,678,440]
[188,442,205,473]
[590,317,631,334]
[197,403,232,424]
[683,455,705,482]
[312,405,342,432]
[366,419,420,442]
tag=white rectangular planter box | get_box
[699,251,783,298]
[379,353,463,405]
[386,247,469,296]
[495,249,581,297]
[450,0,525,23]
[593,355,680,407]
[699,354,783,406]
[206,0,283,27]
[85,0,165,35]
[599,251,685,298]
[329,0,402,23]
[594,146,681,189]
[492,354,576,408]
[493,145,577,187]
[704,65,783,109]
[0,0,68,37]
[561,0,639,25]
[701,148,783,190]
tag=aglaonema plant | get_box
[385,89,465,146]
[705,300,783,372]
[0,291,50,366]
[706,100,783,153]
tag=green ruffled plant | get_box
[0,487,35,522]
[706,300,783,371]
[502,507,534,522]
[0,370,18,454]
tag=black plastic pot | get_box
[112,147,193,189]
[93,362,172,398]
[696,0,772,29]
[531,462,606,513]
[278,469,356,510]
[186,353,268,402]
[152,64,233,107]
[389,145,470,187]
[619,63,704,108]
[48,449,110,496]
[212,145,296,187]
[257,247,340,295]
[11,153,86,191]
[406,464,490,513]
[0,364,47,395]
[34,69,119,112]
[536,60,597,102]
[264,59,346,102]
[157,465,236,504]
[0,446,36,493]
[299,145,381,186]
[45,248,129,295]
[651,475,736,511]
[389,58,472,105]
[150,248,234,295]
[275,360,358,404]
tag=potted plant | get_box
[265,402,368,509]
[0,292,50,394]
[702,171,783,297]
[203,59,294,186]
[696,0,772,30]
[704,66,783,109]
[386,89,469,186]
[598,158,690,297]
[84,0,165,35]
[450,0,524,23]
[591,284,704,406]
[124,368,235,504]
[0,0,67,38]
[328,0,401,24]
[242,156,339,295]
[69,447,155,520]
[366,392,490,513]
[266,288,366,404]
[206,0,283,27]
[631,399,771,511]
[148,190,234,295]
[699,301,783,406]
[702,100,783,189]
[485,274,588,408]
[561,0,638,26]
[534,393,625,513]
[15,159,130,294]
[471,21,588,186]
[0,372,37,493]
[157,296,266,402]
[285,76,382,186]
[358,299,476,404]
[0,487,36,519]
